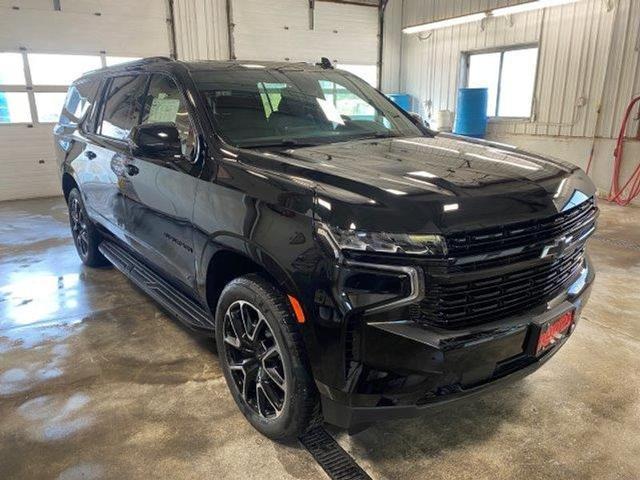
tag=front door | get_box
[123,73,202,291]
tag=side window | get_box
[99,75,147,140]
[60,78,100,127]
[141,74,196,159]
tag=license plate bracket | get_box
[527,310,575,356]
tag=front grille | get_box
[447,198,597,257]
[418,246,586,329]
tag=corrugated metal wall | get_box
[393,0,639,140]
[172,0,230,60]
[381,0,403,93]
[597,0,640,138]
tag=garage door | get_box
[231,0,379,84]
[0,0,169,202]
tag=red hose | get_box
[608,95,640,206]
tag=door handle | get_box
[125,164,140,176]
[85,150,96,160]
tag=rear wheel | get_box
[67,188,109,267]
[215,274,318,440]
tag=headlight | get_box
[317,223,447,256]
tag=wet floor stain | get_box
[0,196,639,480]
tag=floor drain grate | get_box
[299,426,372,480]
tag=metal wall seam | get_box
[391,0,633,139]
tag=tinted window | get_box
[141,74,196,159]
[59,78,100,127]
[194,69,421,148]
[100,75,147,140]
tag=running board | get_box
[99,241,213,331]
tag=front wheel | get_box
[67,188,109,267]
[215,274,319,440]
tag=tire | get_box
[215,274,319,440]
[67,188,109,267]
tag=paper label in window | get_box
[147,93,180,123]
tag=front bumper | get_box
[318,255,595,430]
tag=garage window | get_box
[464,46,538,118]
[0,52,30,123]
[0,51,138,125]
[0,92,31,123]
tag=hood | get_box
[239,134,596,234]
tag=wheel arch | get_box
[199,239,299,318]
[61,171,79,203]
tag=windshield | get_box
[193,67,422,148]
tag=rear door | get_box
[82,74,147,241]
[123,73,202,291]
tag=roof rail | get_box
[121,56,173,70]
[81,56,174,77]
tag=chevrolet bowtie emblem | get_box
[540,235,574,259]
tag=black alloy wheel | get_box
[67,188,109,267]
[70,195,89,258]
[215,274,319,440]
[222,300,287,418]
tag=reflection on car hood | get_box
[242,134,595,233]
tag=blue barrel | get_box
[453,88,488,138]
[387,94,412,111]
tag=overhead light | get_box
[403,0,579,34]
[492,0,579,17]
[403,12,487,34]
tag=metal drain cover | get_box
[299,427,372,480]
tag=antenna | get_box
[316,57,333,69]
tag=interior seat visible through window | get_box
[140,74,196,160]
[213,92,278,142]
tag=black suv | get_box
[54,57,597,439]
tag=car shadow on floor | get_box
[327,381,529,464]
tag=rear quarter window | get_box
[59,78,100,128]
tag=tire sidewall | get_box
[67,188,107,267]
[215,276,313,440]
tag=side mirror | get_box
[130,122,182,158]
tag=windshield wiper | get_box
[351,132,399,140]
[242,139,321,149]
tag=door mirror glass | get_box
[130,122,182,158]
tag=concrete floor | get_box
[0,197,638,480]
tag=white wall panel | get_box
[400,2,543,117]
[0,125,63,202]
[0,1,169,56]
[173,0,229,60]
[597,0,640,138]
[389,0,640,203]
[0,1,170,202]
[231,0,378,65]
[395,0,627,140]
[381,0,403,93]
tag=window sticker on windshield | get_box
[147,93,180,123]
